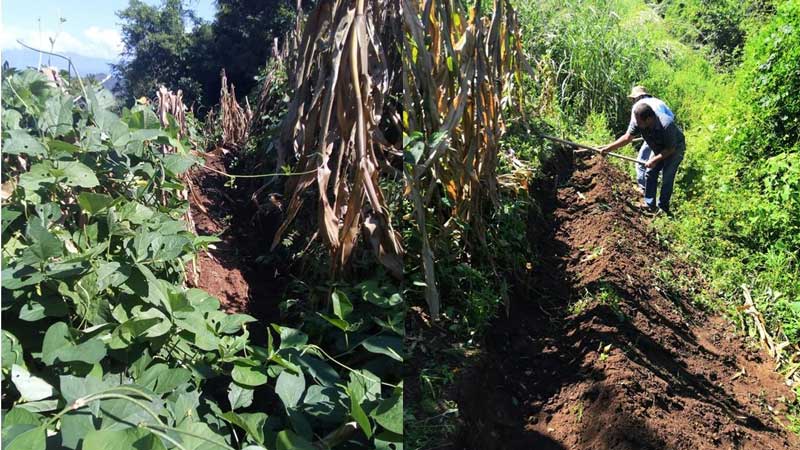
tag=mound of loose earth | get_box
[456,155,799,450]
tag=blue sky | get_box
[2,0,215,64]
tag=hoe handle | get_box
[541,134,647,165]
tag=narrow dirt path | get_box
[186,149,284,323]
[456,155,799,450]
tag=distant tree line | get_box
[113,0,300,113]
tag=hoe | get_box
[541,134,647,166]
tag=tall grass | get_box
[516,0,800,411]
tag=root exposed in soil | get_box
[186,148,284,323]
[455,155,799,450]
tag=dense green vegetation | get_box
[0,66,402,450]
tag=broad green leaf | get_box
[59,375,114,415]
[227,382,253,410]
[273,325,308,349]
[26,221,62,261]
[4,425,45,450]
[1,407,41,428]
[83,427,166,450]
[14,400,58,413]
[40,96,74,137]
[87,87,117,113]
[371,392,402,434]
[130,129,167,141]
[2,108,22,130]
[125,106,160,129]
[218,314,257,334]
[42,322,108,365]
[318,313,351,332]
[18,162,56,202]
[2,331,24,370]
[2,129,47,156]
[153,368,191,394]
[97,261,129,290]
[117,202,154,224]
[46,138,81,154]
[361,335,403,361]
[375,430,404,450]
[297,355,339,387]
[110,318,160,349]
[1,208,23,234]
[57,338,107,364]
[275,430,315,450]
[275,369,305,409]
[404,139,424,165]
[187,289,221,311]
[331,290,353,320]
[57,161,99,188]
[301,385,346,422]
[134,307,172,338]
[171,389,200,426]
[98,397,160,431]
[60,411,96,449]
[19,296,69,321]
[40,322,69,362]
[176,422,229,450]
[162,154,196,177]
[77,193,114,215]
[221,412,267,445]
[10,365,53,402]
[231,362,268,387]
[138,363,168,391]
[347,376,372,438]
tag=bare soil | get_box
[186,148,283,323]
[455,155,799,450]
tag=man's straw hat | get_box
[627,85,650,99]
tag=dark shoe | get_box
[658,205,672,216]
[637,201,657,215]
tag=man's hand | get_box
[597,145,611,155]
[645,155,661,169]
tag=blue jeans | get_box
[636,144,684,211]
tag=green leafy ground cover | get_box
[1,70,403,449]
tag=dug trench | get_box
[185,147,285,332]
[455,150,800,449]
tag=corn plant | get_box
[267,0,405,281]
[403,0,528,317]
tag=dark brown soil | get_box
[186,149,284,323]
[455,155,799,450]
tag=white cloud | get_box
[83,27,123,59]
[1,25,122,61]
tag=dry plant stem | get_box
[404,0,525,317]
[411,167,440,317]
[268,0,403,278]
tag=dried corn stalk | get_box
[219,69,253,149]
[270,0,404,279]
[403,0,528,317]
[739,285,800,385]
[156,85,187,138]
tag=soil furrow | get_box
[456,154,799,450]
